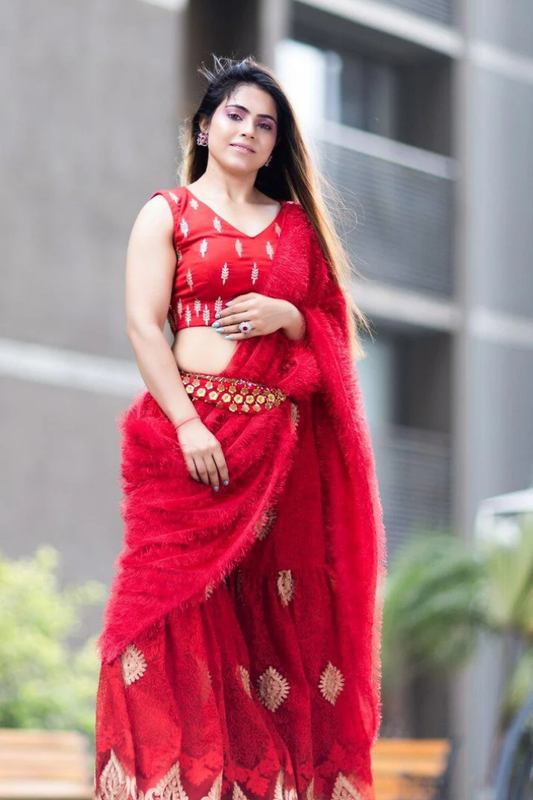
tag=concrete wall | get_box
[1,0,184,637]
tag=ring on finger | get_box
[238,320,253,334]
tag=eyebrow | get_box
[225,103,277,125]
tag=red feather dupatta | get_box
[96,200,386,772]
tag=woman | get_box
[94,56,386,800]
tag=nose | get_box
[241,119,255,138]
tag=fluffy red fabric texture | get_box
[96,200,386,750]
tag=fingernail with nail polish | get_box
[213,485,219,491]
[224,334,232,339]
[223,480,229,486]
[215,312,221,319]
[212,321,220,328]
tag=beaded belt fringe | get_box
[179,370,289,414]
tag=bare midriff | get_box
[171,327,239,377]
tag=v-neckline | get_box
[184,185,286,239]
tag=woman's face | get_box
[200,83,279,176]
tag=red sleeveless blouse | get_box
[150,186,290,335]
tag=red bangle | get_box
[174,414,200,430]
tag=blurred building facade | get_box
[2,1,533,798]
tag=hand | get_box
[211,292,296,340]
[175,417,230,491]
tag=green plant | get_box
[381,514,533,730]
[0,545,106,735]
[382,527,486,688]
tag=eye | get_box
[228,112,242,121]
[260,123,273,130]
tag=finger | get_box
[215,310,256,327]
[215,304,248,321]
[217,294,257,318]
[212,449,229,485]
[225,293,254,307]
[203,454,220,489]
[227,323,263,338]
[221,328,259,340]
[184,454,201,482]
[194,456,210,486]
[216,322,255,334]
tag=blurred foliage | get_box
[0,545,106,734]
[382,527,486,682]
[382,514,533,729]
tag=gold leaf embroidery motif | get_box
[290,402,300,431]
[232,783,249,800]
[206,771,223,800]
[331,773,365,800]
[273,771,284,800]
[277,570,295,606]
[256,666,290,712]
[120,644,147,687]
[237,664,252,698]
[256,507,276,541]
[96,751,225,800]
[98,749,129,800]
[205,583,214,600]
[96,751,353,800]
[319,661,345,705]
[273,771,298,800]
[152,761,188,800]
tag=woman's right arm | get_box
[125,195,230,491]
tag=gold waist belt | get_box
[179,370,289,414]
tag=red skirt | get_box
[93,393,374,800]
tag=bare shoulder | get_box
[139,193,174,224]
[132,193,175,239]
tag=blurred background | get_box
[1,1,533,799]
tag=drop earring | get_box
[196,130,209,146]
[264,154,272,167]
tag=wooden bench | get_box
[0,730,93,799]
[371,738,455,800]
